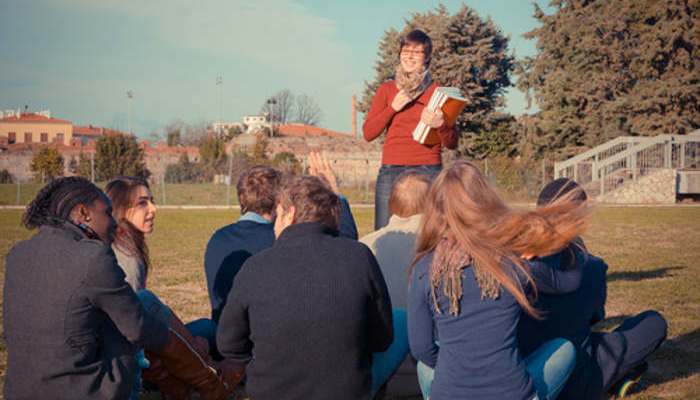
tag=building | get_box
[211,121,246,135]
[0,111,73,146]
[73,125,106,145]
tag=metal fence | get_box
[555,134,700,196]
[1,155,557,207]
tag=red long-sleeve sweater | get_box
[363,81,458,166]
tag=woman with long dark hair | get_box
[408,161,590,400]
[363,29,458,230]
[105,176,242,399]
[3,177,229,399]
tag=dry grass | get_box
[1,206,699,399]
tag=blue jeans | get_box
[371,309,409,396]
[374,165,441,230]
[416,338,576,400]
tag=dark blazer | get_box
[216,222,392,400]
[3,220,168,400]
[204,197,359,323]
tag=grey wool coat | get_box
[2,220,168,400]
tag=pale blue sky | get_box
[0,1,544,137]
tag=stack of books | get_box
[412,87,468,145]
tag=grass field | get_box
[0,206,698,399]
[0,183,376,206]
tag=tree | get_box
[260,89,295,123]
[198,135,227,179]
[68,153,93,178]
[165,153,202,183]
[166,128,182,147]
[359,27,401,113]
[361,5,515,158]
[272,152,302,174]
[294,94,323,126]
[31,148,64,182]
[250,134,270,165]
[95,132,150,181]
[0,169,14,184]
[517,0,700,155]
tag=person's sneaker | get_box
[610,362,649,398]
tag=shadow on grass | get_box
[607,265,685,283]
[644,328,700,387]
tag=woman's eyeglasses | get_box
[400,49,424,57]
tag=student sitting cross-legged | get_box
[204,160,358,330]
[216,174,392,400]
[408,161,591,400]
[517,178,668,399]
[360,171,431,397]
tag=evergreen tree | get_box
[517,0,700,155]
[95,132,150,181]
[360,5,515,158]
[359,27,401,113]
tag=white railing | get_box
[555,134,700,196]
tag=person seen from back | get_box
[360,171,431,397]
[408,161,591,400]
[216,174,393,400]
[518,178,668,399]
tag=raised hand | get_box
[308,151,340,194]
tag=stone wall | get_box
[598,168,677,204]
[231,134,383,185]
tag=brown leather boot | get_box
[141,356,190,400]
[150,328,230,400]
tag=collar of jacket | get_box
[40,218,91,241]
[275,221,338,245]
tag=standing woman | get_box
[363,29,458,230]
[408,161,590,400]
[3,177,170,399]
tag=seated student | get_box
[3,177,230,400]
[518,178,668,399]
[205,155,357,326]
[216,174,393,400]
[408,161,590,400]
[360,171,431,397]
[106,176,242,399]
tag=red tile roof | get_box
[73,125,105,136]
[276,124,347,138]
[0,113,72,124]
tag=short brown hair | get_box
[237,166,282,215]
[389,172,431,218]
[277,175,340,230]
[400,29,433,66]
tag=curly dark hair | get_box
[22,177,104,230]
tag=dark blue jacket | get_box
[408,252,583,400]
[204,197,358,322]
[518,247,608,400]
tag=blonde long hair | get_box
[413,161,590,317]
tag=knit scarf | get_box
[430,236,501,316]
[395,64,432,100]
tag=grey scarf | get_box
[395,64,432,100]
